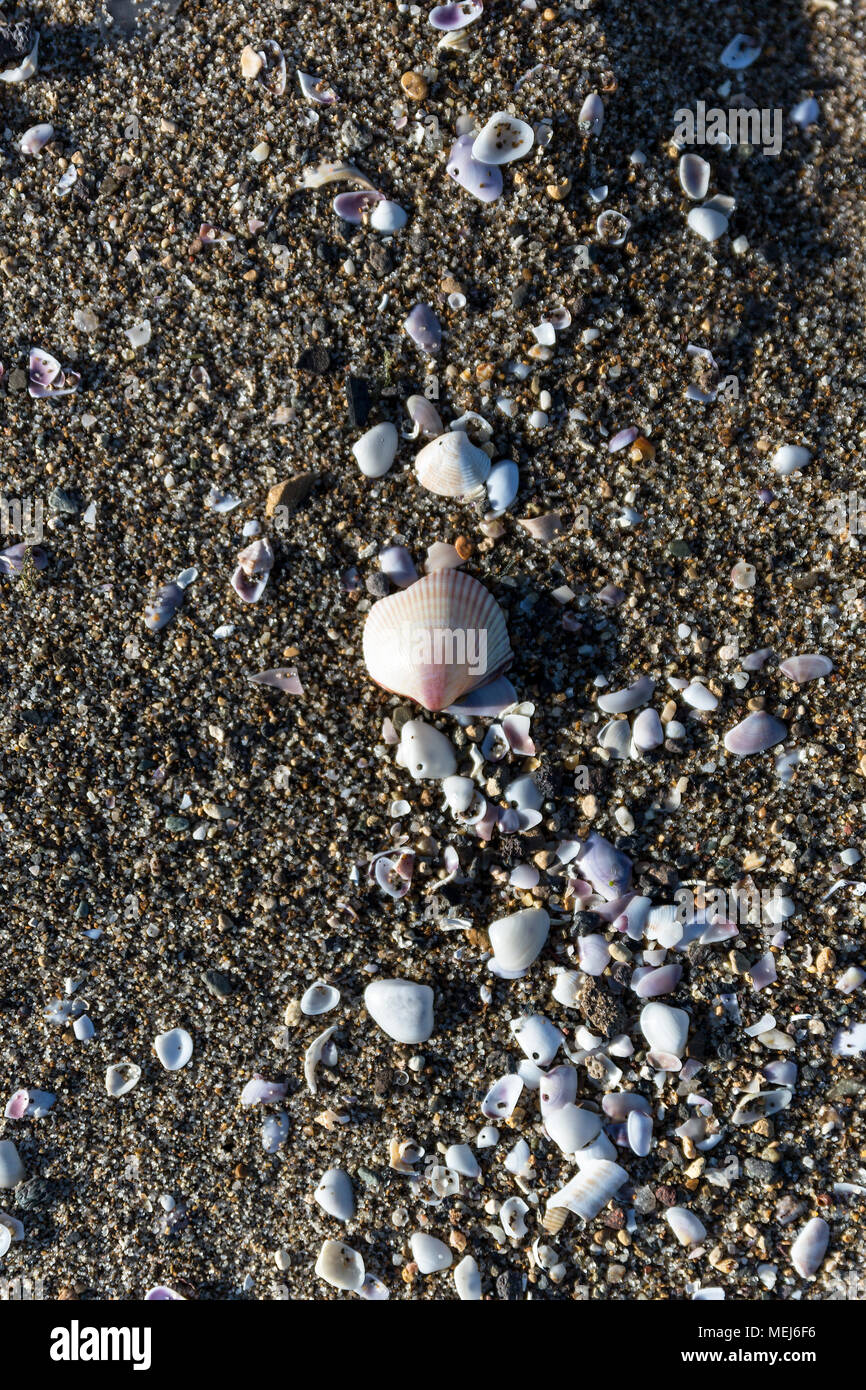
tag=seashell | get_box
[551,968,581,1008]
[314,1169,355,1222]
[472,112,534,165]
[454,1254,482,1300]
[438,28,473,51]
[446,675,517,718]
[634,964,682,998]
[370,200,408,233]
[20,122,54,156]
[596,210,630,246]
[500,1196,529,1239]
[578,92,604,135]
[666,1206,707,1247]
[429,1,483,29]
[488,908,549,971]
[577,833,632,900]
[678,153,710,200]
[602,1092,650,1122]
[333,190,384,223]
[404,303,442,356]
[720,33,762,69]
[298,159,378,192]
[549,1160,627,1222]
[363,568,512,710]
[397,719,457,780]
[475,1125,499,1148]
[262,1113,289,1152]
[404,395,444,439]
[790,1217,829,1278]
[598,675,655,714]
[688,206,728,242]
[485,460,519,517]
[105,1062,142,1098]
[724,711,787,756]
[352,421,398,478]
[0,27,38,83]
[481,1073,524,1120]
[640,1002,689,1057]
[154,1027,193,1071]
[731,1088,792,1126]
[577,934,610,977]
[358,1273,390,1300]
[410,1232,452,1274]
[779,654,832,684]
[0,1141,26,1189]
[545,1104,602,1155]
[258,40,286,95]
[304,1025,338,1094]
[627,1109,653,1157]
[442,775,476,814]
[632,708,664,751]
[539,1065,577,1115]
[683,680,718,711]
[510,1014,563,1067]
[298,71,337,105]
[29,346,80,398]
[364,978,434,1043]
[446,134,503,203]
[145,1286,186,1300]
[505,1139,532,1177]
[599,718,631,759]
[415,430,490,498]
[742,647,775,671]
[0,543,48,576]
[445,1143,480,1178]
[315,1238,365,1291]
[301,982,340,1016]
[517,511,564,542]
[504,774,542,811]
[248,667,303,695]
[145,581,185,631]
[542,1203,568,1235]
[230,538,274,603]
[791,97,820,127]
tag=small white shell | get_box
[488,908,550,972]
[415,430,491,498]
[731,1088,792,1126]
[627,1109,653,1157]
[481,1073,524,1120]
[666,1206,707,1246]
[538,1065,578,1115]
[314,1169,355,1222]
[510,1014,563,1067]
[20,122,54,155]
[500,1196,529,1240]
[315,1238,365,1291]
[442,775,476,814]
[105,1062,142,1098]
[453,1254,482,1300]
[678,153,710,200]
[0,1141,26,1189]
[544,1103,602,1155]
[370,199,408,233]
[471,112,535,165]
[485,459,519,517]
[410,1231,452,1274]
[154,1028,193,1071]
[304,1024,338,1094]
[352,422,398,478]
[396,719,457,781]
[301,982,341,1016]
[790,1217,829,1278]
[548,1160,628,1222]
[772,443,812,475]
[640,1002,689,1057]
[445,1143,480,1178]
[364,978,434,1043]
[688,206,728,242]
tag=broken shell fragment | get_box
[446,134,503,203]
[230,538,274,603]
[488,908,550,972]
[790,1217,829,1278]
[666,1206,707,1247]
[298,71,337,105]
[771,444,811,475]
[154,1027,193,1071]
[105,1062,142,1098]
[429,1,483,29]
[370,200,408,233]
[640,1002,689,1057]
[301,982,341,1016]
[415,430,491,498]
[678,153,710,200]
[144,581,185,632]
[404,303,442,356]
[333,190,384,223]
[352,421,398,478]
[315,1239,365,1291]
[298,159,378,191]
[471,112,534,165]
[0,26,38,83]
[481,1073,524,1120]
[724,711,787,756]
[410,1232,452,1273]
[0,1141,26,1188]
[454,1254,481,1299]
[20,122,53,155]
[397,719,458,780]
[578,92,604,135]
[314,1169,355,1222]
[363,568,512,710]
[486,460,519,516]
[779,654,832,683]
[510,1014,563,1067]
[548,1160,628,1222]
[364,978,434,1043]
[598,675,655,714]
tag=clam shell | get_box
[370,199,408,233]
[510,1014,563,1067]
[576,833,632,900]
[634,964,682,998]
[688,206,728,242]
[627,1109,653,1157]
[539,1065,577,1115]
[577,934,610,977]
[20,122,54,155]
[352,421,398,478]
[333,190,383,223]
[549,1160,627,1222]
[666,1206,706,1246]
[445,1143,480,1178]
[471,112,534,165]
[410,1232,452,1274]
[154,1027,193,1071]
[602,1092,651,1122]
[790,1217,829,1278]
[446,133,503,203]
[545,1104,602,1155]
[429,1,483,29]
[598,675,655,713]
[599,717,631,759]
[314,1169,355,1222]
[404,303,442,356]
[683,680,718,711]
[315,1238,365,1291]
[779,654,832,683]
[454,1254,482,1300]
[640,1002,689,1057]
[415,430,491,498]
[486,459,519,516]
[488,907,549,971]
[105,1061,142,1097]
[396,718,457,780]
[301,982,341,1016]
[403,394,443,439]
[363,568,512,710]
[632,707,664,751]
[364,978,434,1043]
[724,711,787,755]
[578,92,604,134]
[678,153,710,200]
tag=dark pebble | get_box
[202,968,234,999]
[345,374,371,428]
[298,345,331,374]
[496,1269,525,1300]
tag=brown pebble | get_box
[401,71,428,101]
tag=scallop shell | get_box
[362,568,512,710]
[415,430,491,498]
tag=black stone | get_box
[572,909,603,936]
[298,345,331,374]
[16,1177,54,1211]
[202,968,233,999]
[345,374,371,428]
[496,1269,525,1300]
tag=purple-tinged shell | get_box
[403,394,443,440]
[578,92,604,134]
[144,581,185,631]
[748,951,777,991]
[577,934,610,977]
[0,543,48,576]
[597,674,655,714]
[332,190,383,224]
[371,850,415,899]
[503,714,535,755]
[764,1061,797,1087]
[248,667,304,694]
[231,537,274,603]
[298,71,337,105]
[627,1109,653,1157]
[429,2,483,31]
[634,964,682,998]
[445,675,517,719]
[480,1073,523,1120]
[241,1076,288,1107]
[741,647,775,671]
[28,347,80,398]
[259,40,286,95]
[403,303,442,356]
[598,583,626,606]
[608,426,639,453]
[517,511,563,542]
[790,1217,829,1279]
[724,711,787,756]
[577,833,632,901]
[20,122,53,155]
[779,653,833,684]
[379,544,419,589]
[446,134,502,203]
[539,1065,578,1116]
[4,1090,29,1120]
[145,1286,186,1301]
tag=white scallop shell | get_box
[314,1169,355,1222]
[488,907,549,971]
[362,568,512,710]
[315,1238,365,1291]
[415,430,491,498]
[154,1027,193,1071]
[471,112,535,165]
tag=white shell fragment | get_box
[790,1217,829,1279]
[445,1143,480,1178]
[0,1141,26,1189]
[640,1002,689,1057]
[315,1239,365,1291]
[314,1169,355,1222]
[397,719,457,781]
[510,1014,563,1067]
[304,1025,338,1094]
[488,908,550,971]
[688,206,728,242]
[472,112,535,165]
[410,1232,452,1274]
[154,1028,193,1071]
[666,1206,707,1246]
[105,1062,142,1098]
[353,422,398,478]
[678,153,710,200]
[364,979,434,1043]
[771,444,811,475]
[20,122,54,155]
[301,982,341,1016]
[454,1254,482,1300]
[547,1160,628,1222]
[481,1073,524,1120]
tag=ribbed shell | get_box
[414,430,491,498]
[362,569,513,710]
